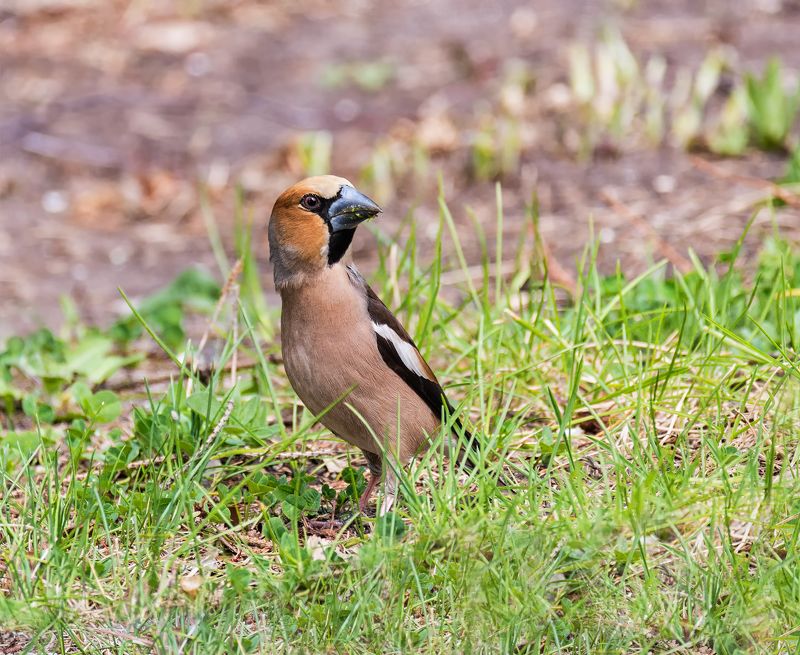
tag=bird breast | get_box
[279,265,438,460]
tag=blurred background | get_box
[2,0,800,339]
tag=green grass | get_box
[567,33,799,157]
[1,191,800,653]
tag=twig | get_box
[73,398,248,483]
[538,235,579,296]
[21,131,121,169]
[104,359,268,392]
[272,449,343,460]
[88,627,153,648]
[600,189,693,274]
[72,454,168,481]
[195,258,244,367]
[690,155,800,209]
[529,208,578,296]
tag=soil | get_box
[2,0,800,340]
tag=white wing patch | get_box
[372,322,429,379]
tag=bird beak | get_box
[327,185,382,232]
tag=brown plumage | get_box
[269,175,473,514]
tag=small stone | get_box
[653,175,676,194]
[42,190,68,214]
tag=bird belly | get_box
[282,318,438,461]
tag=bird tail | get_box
[449,415,512,487]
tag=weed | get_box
[566,33,800,157]
[745,58,800,152]
[1,191,800,653]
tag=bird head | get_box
[268,175,381,287]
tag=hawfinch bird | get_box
[269,175,475,515]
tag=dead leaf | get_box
[416,112,458,153]
[322,456,347,474]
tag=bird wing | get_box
[346,265,492,478]
[346,265,452,421]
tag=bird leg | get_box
[357,452,400,515]
[358,471,380,514]
[306,471,379,532]
[379,469,397,516]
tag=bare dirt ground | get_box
[1,0,799,339]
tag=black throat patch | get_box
[327,229,356,265]
[319,186,354,265]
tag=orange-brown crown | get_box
[268,176,380,288]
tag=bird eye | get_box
[300,194,322,211]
